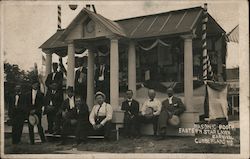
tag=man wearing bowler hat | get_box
[27,80,46,144]
[157,88,186,140]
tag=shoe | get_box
[57,141,66,146]
[155,136,165,141]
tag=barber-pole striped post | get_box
[57,5,62,30]
[202,3,213,83]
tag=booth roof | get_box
[40,6,225,50]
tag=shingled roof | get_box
[40,6,225,50]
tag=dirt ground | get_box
[4,133,240,154]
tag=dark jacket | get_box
[45,71,63,88]
[9,93,28,119]
[75,67,87,86]
[26,89,44,115]
[121,99,140,118]
[60,99,89,122]
[44,89,63,113]
[94,64,110,82]
[161,96,186,115]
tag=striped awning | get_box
[227,25,239,43]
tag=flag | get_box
[42,55,46,66]
[207,83,228,120]
[227,25,239,43]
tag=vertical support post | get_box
[66,41,75,87]
[110,37,119,109]
[183,36,193,112]
[128,41,137,96]
[45,53,52,79]
[87,49,95,109]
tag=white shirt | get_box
[168,96,173,104]
[89,102,113,125]
[78,67,84,83]
[127,98,133,106]
[15,95,19,106]
[32,89,37,105]
[98,65,105,81]
[141,98,162,116]
[69,97,75,109]
[52,72,56,80]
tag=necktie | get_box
[15,95,19,107]
[96,104,102,117]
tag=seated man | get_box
[121,89,140,138]
[89,92,113,140]
[157,88,186,140]
[139,89,162,136]
[58,89,90,145]
[54,86,75,134]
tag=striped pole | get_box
[57,5,62,30]
[202,3,213,82]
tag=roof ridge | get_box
[114,6,202,22]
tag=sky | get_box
[2,0,239,71]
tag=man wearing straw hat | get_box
[89,91,113,140]
[157,88,186,140]
[27,80,46,144]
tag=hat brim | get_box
[29,114,39,126]
[95,92,106,99]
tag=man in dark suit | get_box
[44,82,63,134]
[58,90,90,145]
[10,84,27,144]
[75,58,88,102]
[26,80,46,144]
[95,56,110,102]
[121,89,140,138]
[45,63,63,92]
[157,88,186,140]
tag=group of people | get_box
[9,59,186,146]
[10,80,114,145]
[122,88,186,140]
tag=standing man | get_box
[75,58,88,102]
[139,89,162,136]
[10,84,27,144]
[157,88,186,140]
[27,80,46,144]
[121,89,140,138]
[45,62,63,93]
[95,56,110,102]
[89,92,113,140]
[44,82,63,134]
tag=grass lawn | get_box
[4,133,240,154]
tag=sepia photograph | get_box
[0,0,249,158]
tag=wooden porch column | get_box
[67,41,75,87]
[128,41,136,96]
[87,49,95,109]
[110,37,119,109]
[183,36,193,112]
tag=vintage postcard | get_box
[0,0,249,159]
